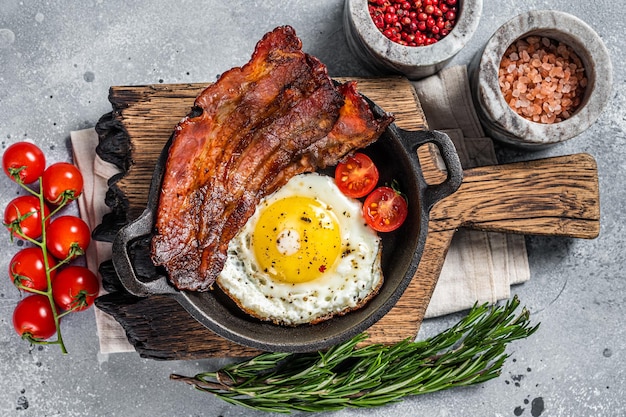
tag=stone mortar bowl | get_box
[344,0,483,80]
[469,10,612,148]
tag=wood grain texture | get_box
[94,77,434,359]
[95,291,263,359]
[93,77,600,359]
[100,77,427,222]
[431,153,600,238]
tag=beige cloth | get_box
[70,130,135,353]
[412,66,529,318]
[70,65,529,353]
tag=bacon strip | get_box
[151,26,393,292]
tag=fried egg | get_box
[217,172,383,325]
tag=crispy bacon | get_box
[151,26,393,292]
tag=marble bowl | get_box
[344,0,483,80]
[469,10,612,148]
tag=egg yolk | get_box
[253,196,342,283]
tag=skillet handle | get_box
[398,129,463,210]
[112,209,178,297]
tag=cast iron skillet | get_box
[112,99,463,353]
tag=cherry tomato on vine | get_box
[334,153,379,198]
[46,215,91,261]
[9,247,57,291]
[2,141,46,184]
[41,162,84,205]
[3,195,50,240]
[13,294,57,340]
[52,266,99,312]
[362,186,408,232]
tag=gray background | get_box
[1,1,624,416]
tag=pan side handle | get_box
[430,153,600,239]
[112,209,179,297]
[397,129,464,211]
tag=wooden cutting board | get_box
[93,77,599,360]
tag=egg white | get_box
[217,172,383,325]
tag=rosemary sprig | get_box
[171,296,539,413]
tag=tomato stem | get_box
[58,310,74,319]
[36,179,69,354]
[13,176,40,198]
[16,285,48,296]
[7,226,43,247]
[6,153,86,355]
[48,252,74,271]
[22,333,68,353]
[46,201,67,221]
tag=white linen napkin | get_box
[70,129,134,353]
[70,66,529,352]
[412,66,529,318]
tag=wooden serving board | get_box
[93,77,600,360]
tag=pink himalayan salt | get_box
[498,36,587,124]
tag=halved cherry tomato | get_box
[2,141,46,184]
[362,186,408,232]
[13,294,57,340]
[334,153,379,198]
[41,162,84,205]
[52,266,100,312]
[46,215,91,261]
[9,247,57,291]
[3,195,50,240]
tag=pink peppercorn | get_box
[368,0,458,47]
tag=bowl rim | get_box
[475,9,613,145]
[346,0,483,67]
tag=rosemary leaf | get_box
[171,296,539,413]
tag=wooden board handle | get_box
[430,153,600,239]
